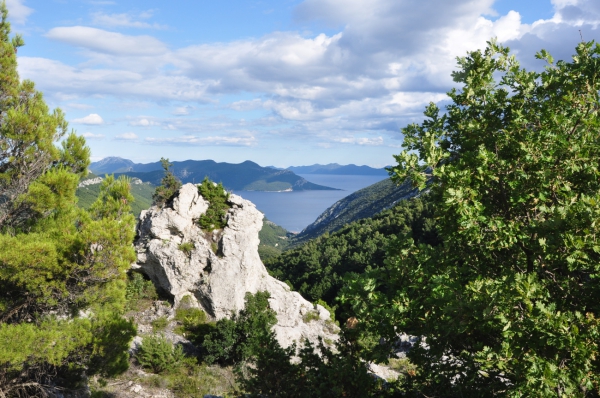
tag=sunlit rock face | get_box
[134,183,338,348]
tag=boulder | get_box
[134,183,338,348]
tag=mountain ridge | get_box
[287,163,388,176]
[90,157,339,192]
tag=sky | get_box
[6,0,600,167]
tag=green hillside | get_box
[76,178,155,217]
[258,218,293,261]
[293,177,420,244]
[265,196,439,308]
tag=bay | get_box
[234,174,387,233]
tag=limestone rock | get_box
[134,183,338,348]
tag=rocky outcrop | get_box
[133,183,338,348]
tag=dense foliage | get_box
[77,174,155,217]
[240,335,387,398]
[258,218,292,261]
[342,40,600,396]
[201,291,277,366]
[265,197,438,306]
[0,7,136,395]
[153,157,181,207]
[198,176,231,231]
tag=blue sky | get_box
[7,0,600,167]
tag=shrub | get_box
[177,241,195,256]
[175,307,207,330]
[197,177,230,231]
[151,316,169,332]
[136,334,186,374]
[125,272,157,301]
[201,291,277,366]
[302,310,320,323]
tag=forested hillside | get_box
[265,197,438,307]
[294,177,419,243]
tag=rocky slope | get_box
[133,183,338,348]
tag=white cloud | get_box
[72,113,104,125]
[145,134,256,146]
[6,0,33,24]
[129,118,160,126]
[46,26,168,56]
[18,57,215,101]
[82,132,105,140]
[115,132,138,141]
[91,11,168,29]
[173,106,193,116]
[16,0,600,154]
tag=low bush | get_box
[198,177,230,231]
[201,291,277,366]
[177,241,195,255]
[136,334,186,374]
[151,316,169,332]
[125,272,158,311]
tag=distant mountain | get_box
[292,177,419,244]
[90,157,338,192]
[90,157,137,174]
[287,163,388,176]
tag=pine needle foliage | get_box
[153,157,181,207]
[0,4,136,395]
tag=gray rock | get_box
[134,183,338,348]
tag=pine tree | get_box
[0,3,136,395]
[152,157,181,207]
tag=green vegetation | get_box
[0,5,137,394]
[302,310,320,323]
[201,291,277,366]
[77,175,155,217]
[178,241,195,256]
[341,40,600,396]
[114,159,336,192]
[125,272,159,303]
[198,176,231,231]
[239,334,389,397]
[258,217,292,261]
[136,335,186,374]
[153,158,182,207]
[151,316,169,332]
[265,197,438,307]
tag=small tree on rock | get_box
[153,157,181,207]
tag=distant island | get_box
[89,157,339,192]
[286,163,389,176]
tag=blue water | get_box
[234,174,387,233]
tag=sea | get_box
[234,174,387,233]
